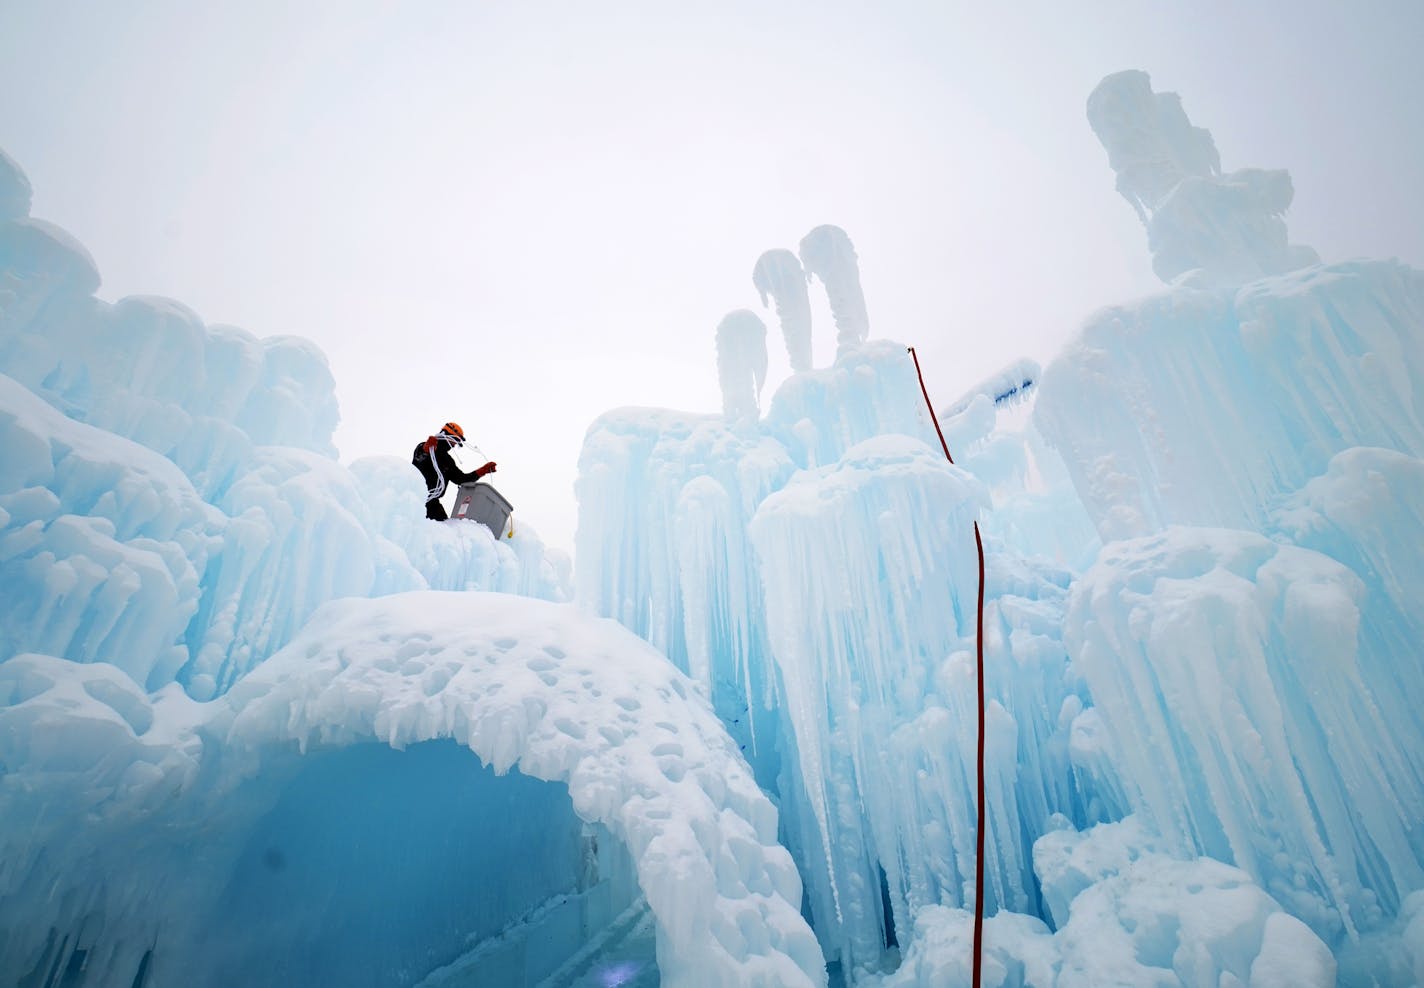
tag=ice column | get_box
[752,249,814,371]
[752,437,992,973]
[798,226,869,352]
[715,309,768,424]
[1087,70,1318,285]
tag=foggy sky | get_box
[2,0,1420,551]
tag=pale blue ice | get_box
[2,71,1423,986]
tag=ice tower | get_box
[577,75,1423,986]
[799,225,871,355]
[753,248,814,372]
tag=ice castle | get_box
[1,70,1421,986]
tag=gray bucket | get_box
[450,482,513,537]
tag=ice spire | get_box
[752,248,814,372]
[1087,70,1318,286]
[798,225,869,352]
[715,309,768,424]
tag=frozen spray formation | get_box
[799,224,870,352]
[715,308,769,423]
[753,248,814,371]
[1087,69,1319,285]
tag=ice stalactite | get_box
[752,248,814,372]
[715,309,769,424]
[798,225,870,353]
[1087,70,1318,286]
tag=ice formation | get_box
[799,225,871,353]
[715,309,770,424]
[5,147,808,986]
[0,594,824,986]
[862,817,1335,988]
[1087,70,1320,286]
[753,248,814,372]
[572,71,1421,987]
[4,61,1424,988]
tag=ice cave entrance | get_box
[157,741,649,988]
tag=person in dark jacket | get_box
[412,421,496,520]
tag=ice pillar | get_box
[798,225,869,353]
[715,309,768,424]
[752,248,814,372]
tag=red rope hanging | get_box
[907,347,987,988]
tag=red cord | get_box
[908,346,954,465]
[907,347,986,988]
[972,520,986,988]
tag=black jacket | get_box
[412,436,480,503]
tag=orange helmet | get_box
[440,421,465,444]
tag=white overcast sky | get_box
[2,0,1421,551]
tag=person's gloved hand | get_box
[476,461,497,478]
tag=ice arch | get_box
[230,592,827,986]
[0,594,824,987]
